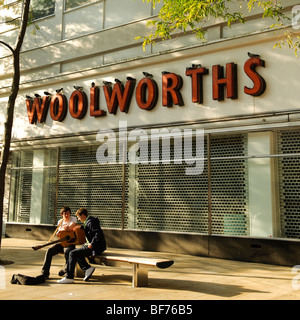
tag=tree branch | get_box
[0,40,14,54]
[0,16,21,24]
[14,0,30,54]
[0,0,31,253]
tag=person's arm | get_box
[87,218,103,249]
[56,219,63,236]
[73,224,83,230]
[66,221,77,230]
[63,217,78,231]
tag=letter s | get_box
[244,57,266,96]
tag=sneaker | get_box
[57,277,74,284]
[83,266,95,281]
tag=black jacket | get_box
[82,216,106,255]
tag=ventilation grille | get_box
[278,130,300,238]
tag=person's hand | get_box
[73,224,81,231]
[88,244,93,249]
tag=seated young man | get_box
[41,206,77,278]
[57,208,106,284]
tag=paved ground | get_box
[0,237,300,300]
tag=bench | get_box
[75,251,174,287]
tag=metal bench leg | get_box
[132,263,148,287]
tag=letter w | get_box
[26,96,50,124]
[103,80,135,114]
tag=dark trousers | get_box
[41,243,75,276]
[66,245,93,279]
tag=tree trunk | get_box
[0,0,31,253]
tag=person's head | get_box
[60,206,71,220]
[75,208,88,223]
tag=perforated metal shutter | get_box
[10,151,33,223]
[211,134,249,235]
[132,133,249,235]
[132,137,208,233]
[56,145,127,228]
[8,133,249,235]
[278,129,300,238]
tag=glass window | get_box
[104,0,150,29]
[3,0,17,5]
[0,1,22,29]
[31,0,55,20]
[65,0,97,11]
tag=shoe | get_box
[83,266,95,281]
[57,277,74,284]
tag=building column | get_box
[30,150,46,224]
[248,132,274,237]
[127,163,137,229]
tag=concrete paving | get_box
[0,237,300,300]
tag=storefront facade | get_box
[1,0,300,265]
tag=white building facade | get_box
[1,0,300,265]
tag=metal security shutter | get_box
[132,133,249,235]
[132,137,209,233]
[278,129,300,238]
[56,145,127,228]
[210,134,249,236]
[10,150,33,223]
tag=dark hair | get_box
[60,206,71,215]
[76,208,88,217]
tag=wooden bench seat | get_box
[75,251,174,287]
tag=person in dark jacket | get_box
[57,208,106,284]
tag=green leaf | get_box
[137,0,297,55]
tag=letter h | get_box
[212,63,238,101]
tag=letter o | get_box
[50,94,67,122]
[136,78,158,110]
[69,90,88,119]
